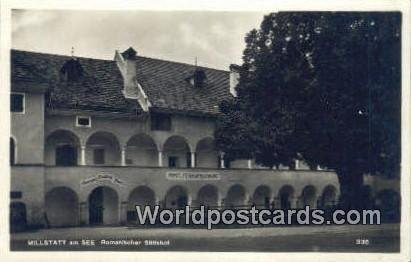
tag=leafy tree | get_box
[215,12,401,209]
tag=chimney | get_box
[114,47,138,98]
[229,64,240,97]
[114,47,151,111]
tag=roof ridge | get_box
[12,47,231,117]
[12,49,230,72]
[11,49,115,62]
[136,54,229,73]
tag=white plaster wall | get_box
[11,93,45,164]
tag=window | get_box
[55,145,77,166]
[10,191,22,199]
[76,116,91,127]
[10,93,24,113]
[168,156,178,168]
[93,148,105,165]
[10,138,15,165]
[151,113,171,131]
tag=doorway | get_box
[10,202,27,232]
[88,187,118,225]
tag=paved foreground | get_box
[10,223,399,252]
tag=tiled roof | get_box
[134,56,231,115]
[12,49,140,115]
[11,49,232,116]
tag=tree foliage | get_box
[215,12,401,208]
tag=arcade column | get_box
[290,197,299,209]
[120,201,128,225]
[79,202,89,225]
[272,197,281,209]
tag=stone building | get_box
[9,48,399,228]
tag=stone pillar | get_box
[79,202,88,225]
[218,198,225,210]
[121,147,127,166]
[120,201,128,225]
[272,197,280,209]
[334,195,340,207]
[311,199,317,209]
[247,198,254,209]
[220,152,225,169]
[290,197,299,209]
[190,199,198,209]
[187,196,192,207]
[80,146,86,166]
[247,159,252,169]
[158,151,163,167]
[191,152,196,168]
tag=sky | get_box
[12,10,266,70]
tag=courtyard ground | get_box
[10,223,399,252]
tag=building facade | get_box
[10,48,399,229]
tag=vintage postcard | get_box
[0,0,410,261]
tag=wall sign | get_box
[166,171,221,181]
[80,173,126,187]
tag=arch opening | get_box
[164,186,188,209]
[10,202,26,232]
[252,185,271,209]
[278,185,294,209]
[163,136,191,168]
[46,130,80,166]
[319,185,337,208]
[45,187,79,227]
[195,137,218,168]
[127,186,156,223]
[86,131,121,166]
[88,186,119,225]
[300,185,317,208]
[126,134,158,166]
[197,184,218,208]
[225,184,246,209]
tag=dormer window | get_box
[193,69,207,88]
[186,69,207,88]
[60,59,84,82]
[76,116,91,127]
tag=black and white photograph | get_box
[1,0,410,261]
